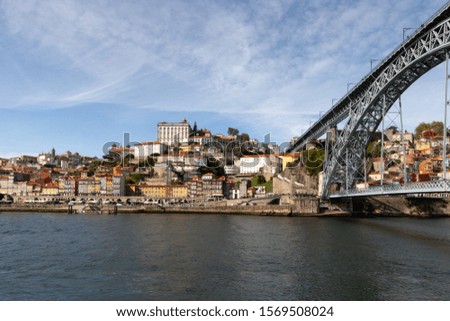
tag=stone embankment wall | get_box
[349,196,450,217]
[0,204,68,213]
[108,202,321,216]
[0,198,323,216]
[279,196,321,215]
[153,205,294,216]
[273,171,318,196]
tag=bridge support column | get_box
[444,51,449,184]
[381,95,386,186]
[398,96,408,183]
[345,151,349,196]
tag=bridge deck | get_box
[329,180,450,198]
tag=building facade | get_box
[0,175,15,195]
[41,182,59,196]
[78,178,100,196]
[131,184,188,199]
[59,177,78,196]
[134,142,163,161]
[157,119,192,146]
[112,175,126,196]
[187,174,225,199]
[239,155,271,174]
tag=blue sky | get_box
[0,0,448,158]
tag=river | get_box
[0,212,449,300]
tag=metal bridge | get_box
[287,2,450,199]
[329,180,450,198]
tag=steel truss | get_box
[287,4,450,153]
[329,180,450,198]
[323,18,450,197]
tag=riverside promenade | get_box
[4,195,450,217]
[0,197,341,217]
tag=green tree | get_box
[88,160,102,172]
[198,157,225,177]
[264,177,273,193]
[228,127,239,136]
[146,156,155,167]
[128,173,145,184]
[251,175,266,186]
[301,148,324,175]
[366,141,381,158]
[414,121,444,139]
[240,133,250,142]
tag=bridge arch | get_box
[319,14,450,197]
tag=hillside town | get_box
[0,119,298,204]
[0,119,447,205]
[357,124,450,188]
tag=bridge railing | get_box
[329,180,450,198]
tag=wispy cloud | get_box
[0,0,448,143]
[0,151,36,159]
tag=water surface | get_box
[0,212,449,300]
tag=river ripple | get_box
[0,212,449,300]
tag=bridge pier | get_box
[332,195,450,217]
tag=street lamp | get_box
[347,82,355,92]
[403,27,418,41]
[370,59,380,71]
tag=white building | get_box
[239,155,271,174]
[224,165,238,175]
[157,119,192,146]
[0,175,15,195]
[157,154,185,164]
[239,155,281,175]
[190,131,213,145]
[134,142,163,161]
[113,175,126,196]
[185,155,208,167]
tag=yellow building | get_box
[415,140,431,152]
[92,177,101,195]
[133,184,188,198]
[79,178,101,196]
[140,185,167,198]
[282,153,300,171]
[180,145,194,153]
[99,176,113,195]
[171,185,188,198]
[26,182,42,195]
[42,182,60,196]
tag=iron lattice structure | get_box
[287,3,450,198]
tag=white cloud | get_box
[0,0,448,141]
[0,151,35,159]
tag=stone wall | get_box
[348,196,450,217]
[0,201,322,216]
[273,174,316,196]
[280,195,320,214]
